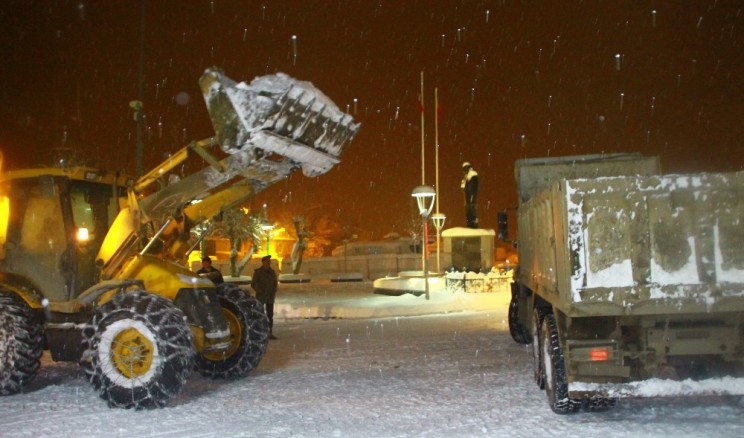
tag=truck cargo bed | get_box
[520,170,744,317]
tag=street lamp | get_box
[412,185,436,216]
[412,185,436,300]
[430,212,446,273]
[261,222,275,255]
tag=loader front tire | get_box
[81,291,194,409]
[195,283,269,379]
[0,292,44,396]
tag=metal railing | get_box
[444,270,514,293]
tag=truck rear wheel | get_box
[0,292,44,396]
[81,291,194,409]
[541,313,580,414]
[531,308,545,389]
[508,283,531,344]
[195,283,269,379]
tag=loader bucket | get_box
[200,68,360,177]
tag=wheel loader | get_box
[0,68,359,408]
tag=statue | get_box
[290,216,308,274]
[461,161,479,228]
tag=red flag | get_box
[418,95,425,113]
[436,100,443,121]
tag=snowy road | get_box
[1,283,743,437]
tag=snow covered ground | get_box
[1,281,743,437]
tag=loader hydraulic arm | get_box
[133,137,222,195]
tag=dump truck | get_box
[0,67,359,408]
[500,153,744,414]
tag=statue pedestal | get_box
[442,227,495,272]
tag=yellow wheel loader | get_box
[0,68,359,408]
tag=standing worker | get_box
[461,161,480,228]
[251,255,279,340]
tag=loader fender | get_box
[0,273,44,310]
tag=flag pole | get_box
[420,71,425,185]
[435,87,440,215]
[434,87,441,273]
[420,71,426,279]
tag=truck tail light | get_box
[568,340,620,365]
[589,347,609,362]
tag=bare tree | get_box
[210,209,264,277]
[289,216,308,274]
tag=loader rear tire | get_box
[508,284,531,344]
[0,292,44,396]
[542,313,581,414]
[81,291,194,409]
[195,283,269,379]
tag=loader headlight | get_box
[77,227,90,242]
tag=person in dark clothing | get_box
[196,256,224,285]
[251,255,279,339]
[461,161,480,228]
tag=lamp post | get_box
[432,87,446,274]
[430,212,446,273]
[412,185,436,300]
[261,222,275,256]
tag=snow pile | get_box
[279,279,510,320]
[572,376,744,398]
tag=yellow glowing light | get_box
[77,227,90,242]
[0,196,9,254]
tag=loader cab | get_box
[0,168,128,302]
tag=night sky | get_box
[1,1,742,239]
